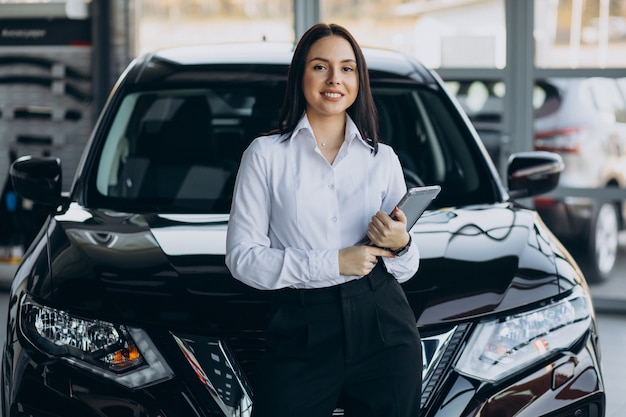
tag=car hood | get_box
[37,202,577,331]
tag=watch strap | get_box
[390,235,412,256]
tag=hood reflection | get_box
[406,204,560,324]
[51,203,563,326]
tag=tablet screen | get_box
[359,185,441,245]
[394,185,441,231]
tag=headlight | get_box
[455,286,591,382]
[20,296,174,388]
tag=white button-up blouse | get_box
[225,114,419,290]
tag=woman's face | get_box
[302,35,358,119]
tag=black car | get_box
[2,43,605,417]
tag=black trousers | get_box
[252,265,422,417]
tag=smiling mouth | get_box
[322,92,342,98]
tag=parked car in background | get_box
[446,77,626,282]
[2,43,605,417]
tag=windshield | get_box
[93,82,495,213]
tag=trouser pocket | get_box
[264,302,310,359]
[374,278,420,348]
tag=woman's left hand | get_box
[367,207,410,251]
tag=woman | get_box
[226,23,422,417]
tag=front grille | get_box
[420,323,470,409]
[173,324,469,416]
[172,333,254,417]
[223,330,267,390]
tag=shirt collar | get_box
[289,113,374,151]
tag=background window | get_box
[137,0,294,55]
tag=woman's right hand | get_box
[338,245,395,277]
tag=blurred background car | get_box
[446,76,626,282]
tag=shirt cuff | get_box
[309,249,341,281]
[383,241,420,283]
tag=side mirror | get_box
[507,151,564,199]
[10,156,63,206]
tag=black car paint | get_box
[5,204,599,415]
[2,44,604,417]
[15,203,572,326]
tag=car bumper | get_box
[3,328,605,417]
[2,349,208,417]
[436,338,605,417]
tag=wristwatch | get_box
[390,235,412,257]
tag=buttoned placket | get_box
[327,137,356,246]
[326,166,341,244]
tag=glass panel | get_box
[373,86,488,205]
[443,79,505,168]
[94,79,494,213]
[136,1,294,55]
[444,76,626,166]
[535,0,626,68]
[321,0,505,68]
[96,88,257,212]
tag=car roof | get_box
[132,42,434,85]
[154,42,294,66]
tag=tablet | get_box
[393,185,441,231]
[359,185,441,245]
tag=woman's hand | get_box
[338,245,394,277]
[367,207,410,251]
